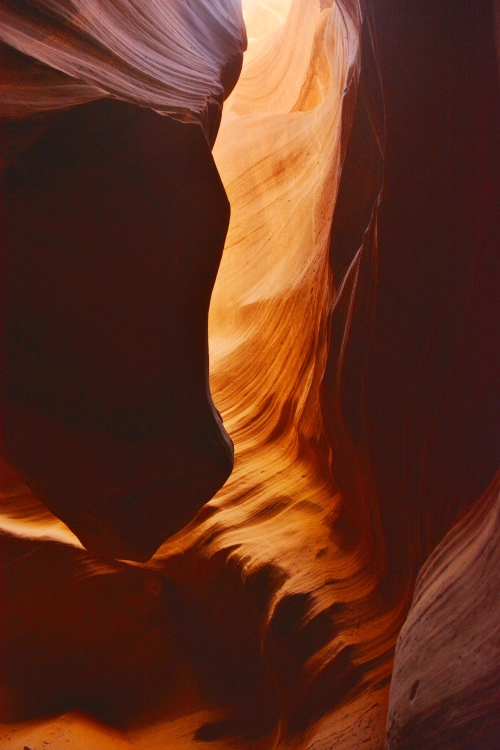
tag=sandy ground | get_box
[0,709,276,750]
[0,687,388,750]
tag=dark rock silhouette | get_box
[323,0,500,746]
[2,100,234,561]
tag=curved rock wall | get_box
[0,0,246,119]
[2,101,235,562]
[385,473,500,750]
[0,0,498,748]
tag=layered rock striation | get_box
[0,0,498,748]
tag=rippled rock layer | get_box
[1,0,499,748]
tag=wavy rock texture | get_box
[0,0,499,748]
[385,473,500,750]
[0,0,246,120]
[153,0,400,744]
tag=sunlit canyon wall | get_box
[1,1,499,749]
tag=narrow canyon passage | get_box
[0,3,396,747]
[1,0,499,749]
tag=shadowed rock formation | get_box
[324,0,500,581]
[3,100,235,562]
[323,0,500,745]
[385,472,500,750]
[0,0,499,748]
[1,0,247,561]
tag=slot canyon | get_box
[0,0,499,748]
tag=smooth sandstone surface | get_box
[0,0,498,748]
[385,473,500,750]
